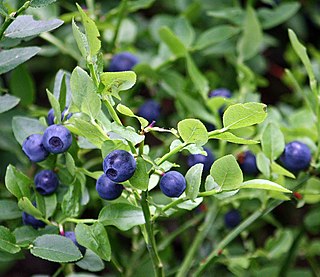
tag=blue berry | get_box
[96,174,124,200]
[237,151,259,176]
[208,88,232,99]
[103,150,136,182]
[109,52,138,72]
[224,210,241,228]
[137,100,161,123]
[34,170,59,195]
[42,125,72,154]
[64,231,86,255]
[22,134,49,162]
[160,171,186,198]
[187,147,215,172]
[280,141,311,172]
[47,107,72,125]
[22,203,46,229]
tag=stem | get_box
[141,191,164,277]
[103,98,122,125]
[63,263,74,275]
[111,255,124,274]
[156,142,187,166]
[0,1,30,40]
[307,256,320,277]
[52,265,64,277]
[61,218,98,224]
[177,202,218,277]
[88,62,99,87]
[110,0,128,50]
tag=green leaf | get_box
[99,203,145,231]
[5,165,31,200]
[185,163,203,200]
[53,70,71,107]
[70,67,95,110]
[47,89,61,124]
[75,249,105,272]
[271,162,295,179]
[259,3,301,30]
[65,153,76,177]
[129,157,149,190]
[5,15,63,38]
[31,234,82,262]
[237,6,263,61]
[109,122,145,145]
[101,140,130,158]
[81,92,101,119]
[0,94,20,113]
[72,19,89,59]
[185,54,209,99]
[0,200,21,220]
[0,47,41,75]
[256,152,270,178]
[177,119,208,146]
[173,17,195,47]
[76,3,101,57]
[13,226,38,247]
[100,71,137,99]
[239,179,291,193]
[36,193,57,219]
[18,197,43,219]
[265,229,294,259]
[209,132,259,145]
[210,155,243,190]
[117,104,148,128]
[158,26,187,57]
[0,226,21,254]
[261,122,285,161]
[61,181,81,218]
[223,102,267,130]
[12,116,46,145]
[30,0,58,7]
[75,223,111,261]
[9,65,35,106]
[194,25,240,50]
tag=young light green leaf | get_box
[158,26,187,57]
[0,94,20,113]
[61,182,81,218]
[31,234,82,262]
[239,179,291,193]
[72,19,89,59]
[256,152,270,178]
[177,118,208,146]
[271,162,296,179]
[209,132,259,145]
[174,17,195,47]
[99,203,145,231]
[223,102,267,130]
[185,163,203,200]
[46,89,61,124]
[75,249,105,272]
[30,0,58,7]
[0,47,41,75]
[0,226,21,254]
[81,92,101,119]
[12,116,46,145]
[70,67,95,110]
[18,197,43,219]
[129,157,149,190]
[5,15,63,38]
[76,4,101,57]
[75,223,111,261]
[100,71,137,99]
[261,122,285,161]
[0,200,21,220]
[109,122,145,145]
[5,165,31,200]
[210,155,243,190]
[117,104,148,128]
[194,25,240,50]
[237,6,263,61]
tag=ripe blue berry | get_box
[208,88,232,98]
[47,107,72,125]
[22,212,46,229]
[280,141,311,172]
[96,174,124,200]
[22,134,49,162]
[187,147,215,172]
[237,151,259,176]
[34,170,59,195]
[64,231,86,255]
[42,124,72,154]
[160,171,186,198]
[137,100,161,123]
[109,52,138,72]
[224,210,241,228]
[103,150,136,182]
